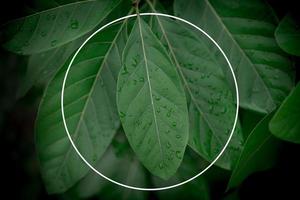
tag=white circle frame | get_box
[61,13,239,191]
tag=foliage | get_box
[1,0,300,199]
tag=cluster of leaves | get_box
[1,0,300,199]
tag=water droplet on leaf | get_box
[70,19,79,29]
[119,112,126,118]
[175,151,182,159]
[166,142,171,149]
[159,163,164,169]
[51,40,57,47]
[40,31,46,37]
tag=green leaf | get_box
[18,0,132,98]
[275,14,300,56]
[148,12,243,170]
[174,0,295,113]
[74,136,148,200]
[228,113,281,189]
[269,83,300,143]
[35,20,128,193]
[240,109,264,138]
[2,0,121,55]
[117,17,189,180]
[18,38,84,98]
[30,0,84,11]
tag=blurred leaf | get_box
[275,14,300,56]
[18,38,84,98]
[35,19,128,193]
[117,17,189,179]
[269,83,300,143]
[2,0,121,55]
[228,113,281,189]
[74,135,148,200]
[148,3,243,170]
[174,0,295,113]
[18,0,132,98]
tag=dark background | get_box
[1,0,299,199]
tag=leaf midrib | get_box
[136,15,165,170]
[202,0,275,107]
[147,1,224,147]
[53,13,131,182]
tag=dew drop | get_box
[51,40,57,47]
[135,120,142,126]
[166,112,171,117]
[92,155,97,162]
[117,87,122,93]
[70,19,79,29]
[176,135,181,139]
[166,142,171,149]
[167,154,174,161]
[172,122,177,127]
[155,96,161,101]
[159,163,164,169]
[40,31,46,37]
[175,151,182,159]
[121,66,129,75]
[165,130,170,134]
[139,77,144,82]
[119,111,126,118]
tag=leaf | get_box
[148,12,243,170]
[117,17,189,180]
[17,0,132,98]
[35,19,128,193]
[269,83,300,143]
[153,149,210,200]
[174,0,295,113]
[30,0,84,11]
[74,135,148,200]
[240,109,264,138]
[275,14,300,56]
[18,37,84,98]
[227,113,281,189]
[2,0,121,55]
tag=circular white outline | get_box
[61,13,239,191]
